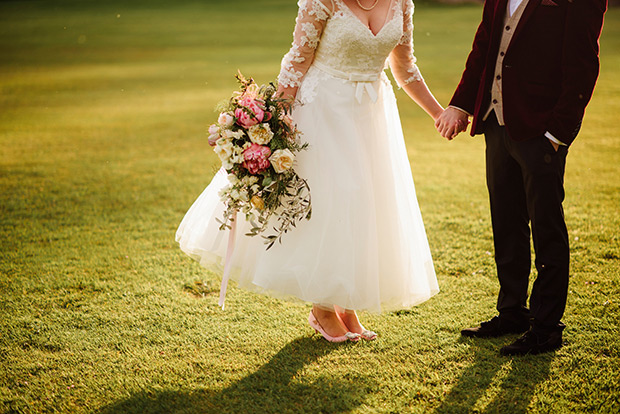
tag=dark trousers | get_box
[484,112,569,333]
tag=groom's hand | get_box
[435,107,469,140]
[548,138,560,152]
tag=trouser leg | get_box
[484,114,531,324]
[510,134,570,333]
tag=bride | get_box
[176,0,442,342]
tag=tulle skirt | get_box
[176,67,439,312]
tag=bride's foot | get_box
[309,307,359,342]
[335,307,378,341]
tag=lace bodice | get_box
[278,0,422,94]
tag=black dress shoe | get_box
[500,329,563,356]
[461,316,529,338]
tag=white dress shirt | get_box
[509,0,524,16]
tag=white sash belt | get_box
[313,61,382,104]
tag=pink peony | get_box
[235,98,266,128]
[242,143,271,174]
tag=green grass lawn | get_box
[1,1,618,412]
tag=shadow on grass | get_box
[434,336,553,413]
[99,336,371,414]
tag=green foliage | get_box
[1,0,619,413]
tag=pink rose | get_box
[208,123,220,146]
[208,124,219,135]
[208,134,219,146]
[242,143,271,174]
[235,98,266,128]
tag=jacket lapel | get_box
[494,0,509,26]
[489,0,510,56]
[510,0,542,43]
[495,0,508,18]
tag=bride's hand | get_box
[435,107,470,140]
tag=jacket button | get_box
[496,75,501,80]
[492,99,498,104]
[505,25,511,31]
[500,51,505,56]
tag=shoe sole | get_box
[308,311,356,343]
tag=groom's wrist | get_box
[448,105,472,117]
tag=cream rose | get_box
[227,173,239,185]
[214,138,234,168]
[218,112,234,127]
[223,129,245,140]
[269,149,295,173]
[247,123,274,145]
[231,146,245,164]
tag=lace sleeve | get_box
[388,0,422,88]
[277,0,333,97]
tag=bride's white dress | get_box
[176,0,439,312]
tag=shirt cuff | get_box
[544,131,567,146]
[448,105,472,117]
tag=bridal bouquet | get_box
[208,72,312,249]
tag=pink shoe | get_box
[358,325,377,341]
[308,311,360,342]
[334,310,377,341]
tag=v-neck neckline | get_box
[337,0,399,38]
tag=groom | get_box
[436,0,607,355]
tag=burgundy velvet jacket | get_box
[449,0,607,146]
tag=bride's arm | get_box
[388,0,443,121]
[277,0,333,102]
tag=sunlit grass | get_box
[1,1,619,413]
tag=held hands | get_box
[435,107,470,140]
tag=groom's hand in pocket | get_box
[548,138,560,152]
[435,107,469,140]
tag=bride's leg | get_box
[333,305,363,334]
[312,304,348,337]
[334,305,377,340]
